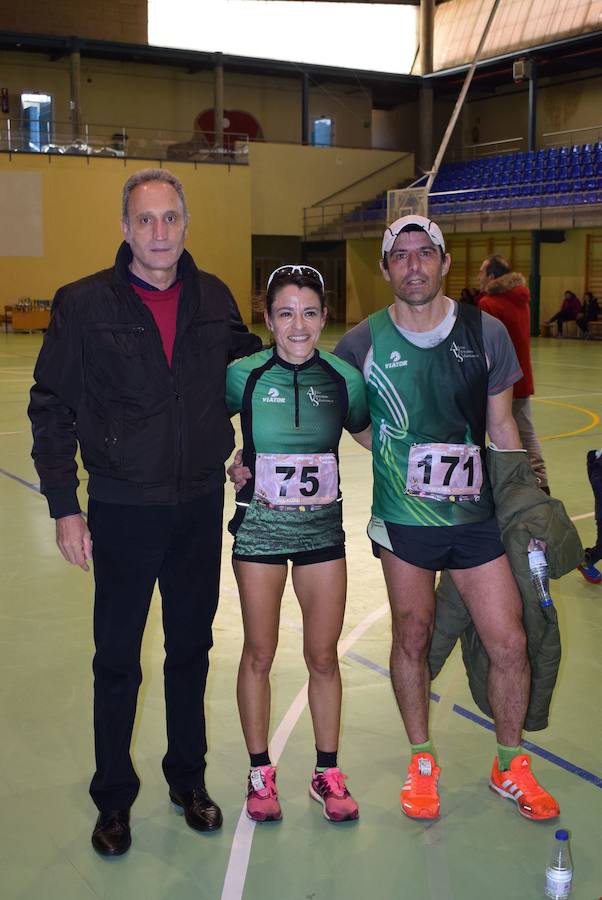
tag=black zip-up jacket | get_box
[29,242,261,517]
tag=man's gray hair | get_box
[121,168,189,223]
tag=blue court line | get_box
[453,704,602,789]
[0,467,87,518]
[3,465,600,791]
[344,647,602,790]
[0,467,40,493]
[343,650,390,679]
[343,651,441,702]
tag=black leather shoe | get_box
[169,787,223,832]
[91,809,131,856]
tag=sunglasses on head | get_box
[266,265,325,292]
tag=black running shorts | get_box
[370,516,505,571]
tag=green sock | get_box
[497,743,522,771]
[410,740,436,763]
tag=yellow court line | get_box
[533,398,601,441]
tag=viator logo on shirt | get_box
[262,387,286,403]
[385,350,408,369]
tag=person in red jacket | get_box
[479,256,549,494]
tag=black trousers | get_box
[586,450,602,565]
[87,487,224,811]
[548,311,576,334]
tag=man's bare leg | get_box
[380,550,441,819]
[450,554,559,819]
[380,549,437,743]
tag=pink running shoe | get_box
[246,765,282,822]
[309,768,359,822]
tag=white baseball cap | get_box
[381,215,446,256]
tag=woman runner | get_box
[226,265,370,823]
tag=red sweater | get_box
[479,273,534,398]
[130,279,182,367]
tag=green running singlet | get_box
[226,348,370,556]
[367,303,495,527]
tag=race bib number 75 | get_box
[405,442,482,502]
[255,452,338,509]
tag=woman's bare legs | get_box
[234,560,287,754]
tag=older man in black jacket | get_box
[29,168,261,856]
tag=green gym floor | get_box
[1,328,600,900]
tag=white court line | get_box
[220,602,390,900]
[220,506,598,899]
[571,511,595,522]
[0,432,22,436]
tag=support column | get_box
[214,52,224,155]
[530,231,541,336]
[302,73,310,145]
[418,87,434,175]
[69,37,81,142]
[528,59,538,153]
[418,0,435,174]
[420,0,434,74]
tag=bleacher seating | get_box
[428,142,602,215]
[312,140,601,240]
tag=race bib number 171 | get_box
[405,442,482,502]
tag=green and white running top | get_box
[226,347,370,556]
[335,302,522,527]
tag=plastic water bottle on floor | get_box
[545,829,573,898]
[528,538,553,609]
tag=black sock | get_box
[249,750,271,768]
[316,749,338,770]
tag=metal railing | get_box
[459,136,524,160]
[0,120,250,164]
[542,124,602,149]
[304,202,387,241]
[304,180,602,240]
[427,183,602,232]
[310,153,412,208]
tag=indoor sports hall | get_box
[1,2,601,899]
[2,329,601,900]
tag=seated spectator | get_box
[547,290,581,337]
[459,287,477,305]
[576,291,600,338]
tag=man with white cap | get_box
[334,215,560,822]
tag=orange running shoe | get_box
[400,752,441,819]
[489,754,560,820]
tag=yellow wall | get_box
[539,229,601,322]
[250,144,414,235]
[465,69,602,149]
[0,52,374,149]
[346,228,602,328]
[346,238,391,324]
[446,228,601,323]
[0,154,253,318]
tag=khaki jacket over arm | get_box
[429,447,583,731]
